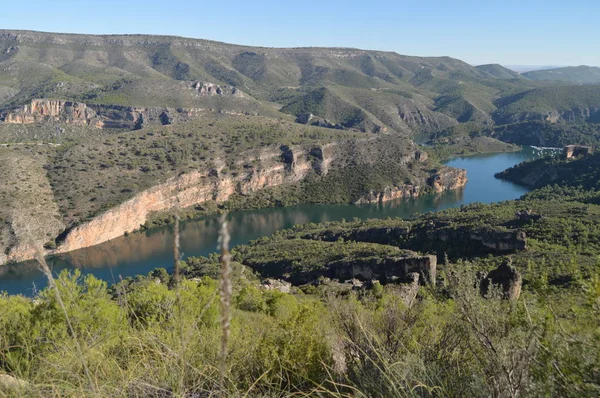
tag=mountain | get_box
[475,64,522,80]
[0,29,537,134]
[523,65,600,84]
[492,85,600,124]
[496,150,600,190]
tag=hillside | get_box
[492,85,600,124]
[523,65,600,84]
[496,151,600,190]
[476,64,522,80]
[1,183,599,396]
[0,29,539,134]
[0,111,468,265]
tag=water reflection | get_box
[0,147,549,296]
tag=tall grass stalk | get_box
[173,213,187,394]
[218,213,232,397]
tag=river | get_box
[0,147,552,295]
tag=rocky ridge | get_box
[2,85,246,129]
[51,144,328,256]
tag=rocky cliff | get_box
[429,168,468,193]
[2,88,246,129]
[352,167,467,205]
[353,185,421,204]
[51,144,324,255]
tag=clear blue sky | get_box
[1,0,598,66]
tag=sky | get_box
[0,0,598,66]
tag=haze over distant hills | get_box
[522,65,600,84]
[503,65,565,73]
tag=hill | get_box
[476,64,522,80]
[523,65,600,84]
[0,29,538,134]
[496,151,600,190]
[492,85,600,124]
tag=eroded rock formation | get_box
[52,144,325,256]
[2,92,245,129]
[429,168,468,193]
[191,82,243,97]
[353,185,421,204]
[481,258,522,300]
[331,253,437,285]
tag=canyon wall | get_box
[52,144,320,256]
[2,86,244,129]
[353,168,467,205]
[0,134,468,265]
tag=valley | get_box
[0,30,599,265]
[0,28,599,397]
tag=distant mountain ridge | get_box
[475,64,522,80]
[523,66,600,84]
[0,29,599,137]
[0,29,538,134]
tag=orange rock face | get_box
[431,169,468,193]
[5,99,95,125]
[52,146,318,255]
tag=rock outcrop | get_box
[261,278,292,293]
[51,144,330,256]
[191,82,243,97]
[353,185,421,204]
[302,225,411,246]
[404,222,527,261]
[331,253,437,285]
[3,99,189,129]
[429,168,468,193]
[563,145,593,159]
[2,92,246,129]
[397,272,420,307]
[481,258,522,300]
[4,100,95,125]
[295,113,343,130]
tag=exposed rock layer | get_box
[53,144,322,256]
[2,94,245,129]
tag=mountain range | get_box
[1,30,599,138]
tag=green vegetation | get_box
[493,121,600,147]
[492,85,600,124]
[425,122,521,160]
[497,152,600,190]
[475,64,522,80]
[2,29,600,398]
[1,182,600,396]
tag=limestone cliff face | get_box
[331,254,437,285]
[429,169,468,193]
[4,100,95,125]
[353,166,467,205]
[191,82,243,97]
[2,92,247,129]
[353,185,421,204]
[51,144,324,256]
